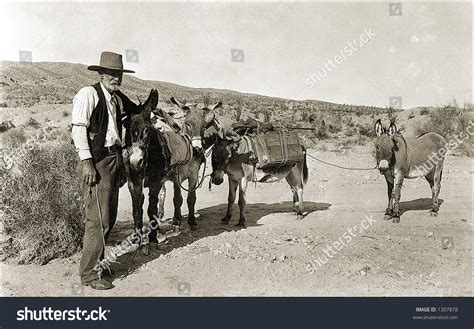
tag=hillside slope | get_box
[1,61,390,115]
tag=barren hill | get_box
[1,61,389,116]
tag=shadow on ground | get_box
[107,201,330,281]
[399,198,444,215]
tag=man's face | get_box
[99,69,123,93]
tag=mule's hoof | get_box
[148,241,160,250]
[429,211,438,217]
[235,222,246,228]
[172,217,182,226]
[392,217,400,223]
[384,214,393,221]
[221,218,230,225]
[189,223,198,231]
[141,244,150,256]
[297,214,304,220]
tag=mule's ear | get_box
[387,122,397,136]
[167,110,178,116]
[144,89,158,113]
[170,97,190,112]
[217,128,226,140]
[207,101,223,112]
[375,119,384,137]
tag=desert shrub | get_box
[357,124,375,137]
[326,112,343,134]
[306,113,327,139]
[335,139,352,153]
[2,128,27,149]
[47,128,70,141]
[387,107,397,123]
[0,120,15,132]
[342,127,354,137]
[313,142,327,151]
[201,93,212,107]
[420,108,429,115]
[263,110,271,122]
[25,117,40,129]
[343,115,355,127]
[355,135,369,146]
[1,140,84,264]
[415,106,469,139]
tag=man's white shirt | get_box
[71,83,123,160]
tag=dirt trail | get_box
[1,146,472,296]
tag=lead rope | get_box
[306,153,377,171]
[176,148,212,193]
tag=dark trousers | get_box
[78,152,122,283]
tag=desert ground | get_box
[1,140,472,297]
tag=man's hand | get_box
[82,159,97,186]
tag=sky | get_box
[0,1,472,108]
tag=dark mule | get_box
[125,91,221,244]
[374,119,447,223]
[210,130,309,226]
[123,89,166,244]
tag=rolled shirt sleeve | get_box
[71,87,97,160]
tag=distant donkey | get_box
[374,119,447,222]
[125,89,221,244]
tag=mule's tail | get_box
[302,146,309,185]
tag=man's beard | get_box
[110,83,120,91]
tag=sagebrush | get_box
[415,106,472,156]
[1,140,84,264]
[415,106,469,138]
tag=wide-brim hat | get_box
[87,51,135,73]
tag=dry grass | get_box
[1,140,84,264]
[2,128,27,149]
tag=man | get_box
[71,51,140,290]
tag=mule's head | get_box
[210,128,240,185]
[170,97,222,153]
[374,119,398,173]
[127,89,159,171]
